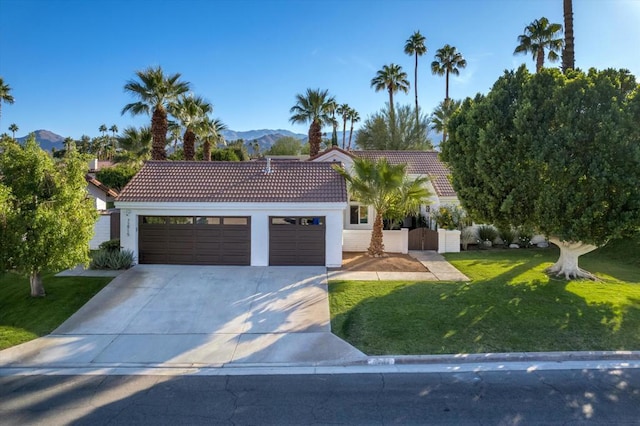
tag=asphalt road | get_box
[1,369,639,425]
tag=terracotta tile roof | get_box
[116,161,347,203]
[350,151,457,197]
[85,175,119,198]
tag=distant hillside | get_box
[17,130,65,151]
[221,129,306,142]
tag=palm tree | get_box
[115,126,152,164]
[168,123,182,153]
[324,99,339,147]
[371,64,410,144]
[198,117,227,161]
[431,98,461,144]
[337,103,351,149]
[109,124,118,138]
[514,17,563,73]
[63,137,75,153]
[8,123,18,139]
[562,0,575,73]
[431,44,467,101]
[122,66,190,160]
[170,94,212,161]
[99,124,107,137]
[289,88,335,157]
[347,109,360,150]
[404,30,427,124]
[0,77,15,128]
[334,157,429,256]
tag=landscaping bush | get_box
[433,205,469,230]
[461,226,478,250]
[90,249,134,270]
[477,225,499,245]
[95,164,140,191]
[98,238,121,252]
[517,226,534,248]
[498,226,518,247]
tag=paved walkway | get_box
[327,251,469,281]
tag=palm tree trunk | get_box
[203,139,211,161]
[414,53,419,124]
[445,70,450,101]
[309,119,322,157]
[562,0,575,73]
[151,107,168,161]
[536,49,544,73]
[348,122,354,150]
[388,88,395,148]
[332,121,338,146]
[30,271,45,297]
[368,213,385,257]
[342,118,347,149]
[183,130,196,161]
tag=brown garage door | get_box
[269,216,325,266]
[139,216,250,265]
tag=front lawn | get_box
[0,272,112,350]
[329,244,640,355]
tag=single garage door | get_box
[139,216,250,265]
[269,216,325,266]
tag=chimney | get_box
[89,158,99,171]
[263,157,272,174]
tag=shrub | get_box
[95,164,140,191]
[90,249,134,270]
[433,205,469,230]
[498,227,518,246]
[98,238,121,252]
[461,227,478,250]
[477,225,499,243]
[517,226,534,248]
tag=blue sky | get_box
[1,0,639,139]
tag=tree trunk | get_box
[546,237,598,280]
[308,119,322,157]
[203,139,211,161]
[536,49,545,73]
[183,129,196,161]
[368,213,385,257]
[348,122,354,150]
[445,70,450,102]
[414,53,419,125]
[30,271,46,297]
[562,0,575,73]
[332,121,338,146]
[388,88,395,148]
[342,118,347,149]
[151,107,168,160]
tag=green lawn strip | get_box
[0,272,112,350]
[329,248,640,355]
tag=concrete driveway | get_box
[0,265,364,368]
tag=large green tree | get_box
[562,0,575,73]
[265,136,302,156]
[404,30,427,124]
[371,64,410,145]
[289,88,335,157]
[334,157,430,256]
[170,94,212,161]
[0,137,98,296]
[514,17,563,73]
[356,104,432,151]
[122,66,190,160]
[431,44,467,101]
[442,66,640,279]
[0,77,14,127]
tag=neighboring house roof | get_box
[310,147,457,197]
[116,161,347,203]
[85,175,119,198]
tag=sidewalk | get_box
[326,250,469,281]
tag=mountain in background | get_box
[221,129,306,142]
[17,130,65,151]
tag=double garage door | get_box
[138,215,325,266]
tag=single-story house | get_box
[115,160,347,267]
[86,174,120,249]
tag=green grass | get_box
[329,244,640,355]
[0,272,112,350]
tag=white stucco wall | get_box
[115,201,347,267]
[437,229,461,253]
[342,229,408,254]
[87,184,107,210]
[89,214,111,250]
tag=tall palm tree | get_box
[334,157,429,256]
[109,124,118,138]
[63,137,75,153]
[168,123,182,153]
[324,99,339,147]
[562,0,575,73]
[0,77,15,128]
[122,66,190,160]
[514,17,563,73]
[115,126,152,164]
[431,44,467,101]
[197,117,227,161]
[8,123,18,139]
[169,94,212,161]
[347,109,360,151]
[337,103,351,149]
[98,124,107,137]
[371,64,410,144]
[404,31,427,124]
[431,98,461,144]
[289,88,335,157]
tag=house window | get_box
[349,205,368,225]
